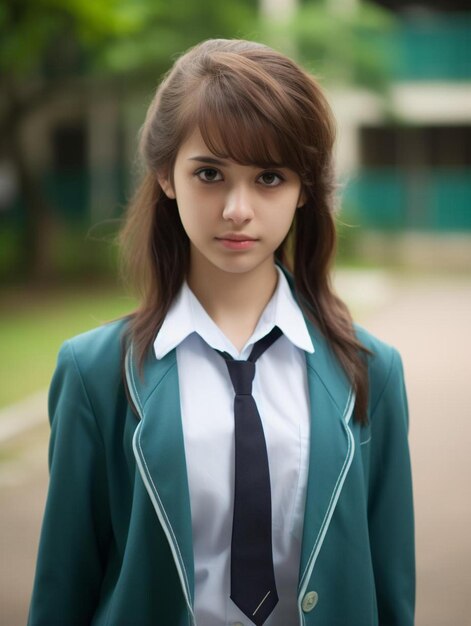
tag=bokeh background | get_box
[1,0,470,624]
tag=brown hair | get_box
[120,38,370,424]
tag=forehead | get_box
[176,127,214,157]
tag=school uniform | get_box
[153,266,313,624]
[28,266,415,626]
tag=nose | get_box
[222,185,254,224]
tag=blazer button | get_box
[302,590,319,612]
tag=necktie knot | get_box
[226,360,255,395]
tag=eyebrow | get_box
[188,156,227,165]
[188,155,286,168]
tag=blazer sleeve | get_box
[28,341,111,625]
[367,348,415,626]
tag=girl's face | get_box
[159,127,305,279]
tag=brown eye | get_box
[259,172,283,187]
[195,168,222,182]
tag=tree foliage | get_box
[0,0,256,83]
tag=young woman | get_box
[29,39,415,626]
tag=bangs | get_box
[191,73,305,173]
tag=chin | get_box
[213,256,270,276]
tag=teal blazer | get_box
[28,279,415,626]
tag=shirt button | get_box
[302,590,319,612]
[232,623,244,626]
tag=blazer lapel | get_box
[125,342,195,620]
[298,318,356,596]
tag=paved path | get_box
[360,274,471,626]
[0,425,49,626]
[1,272,470,625]
[0,391,48,444]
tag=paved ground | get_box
[0,424,49,626]
[1,272,470,625]
[360,273,471,626]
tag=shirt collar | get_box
[272,265,314,354]
[153,265,314,360]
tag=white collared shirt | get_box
[154,266,314,626]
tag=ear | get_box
[157,171,176,199]
[296,188,307,208]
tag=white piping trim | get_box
[125,347,143,420]
[297,388,356,624]
[125,350,195,624]
[360,436,372,446]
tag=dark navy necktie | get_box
[215,326,283,626]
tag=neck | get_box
[187,254,278,349]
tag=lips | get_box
[216,234,258,250]
[216,234,258,241]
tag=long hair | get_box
[120,38,370,424]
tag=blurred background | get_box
[0,0,470,624]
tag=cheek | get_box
[270,203,297,238]
[177,205,199,239]
[177,198,215,242]
[178,190,220,222]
